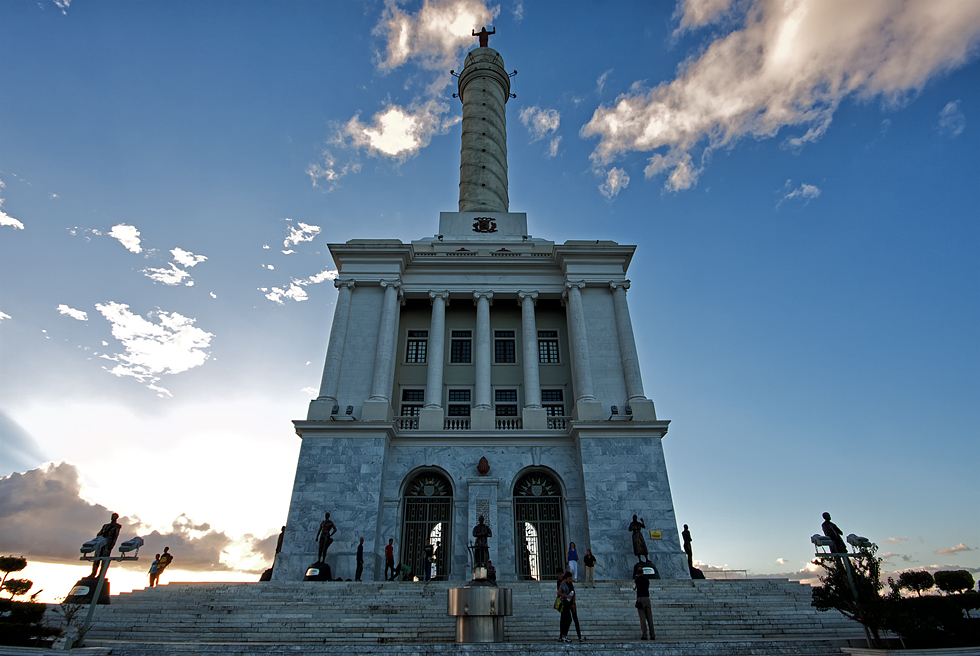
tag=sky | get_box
[1,0,978,604]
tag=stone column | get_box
[363,280,401,421]
[519,291,547,429]
[308,279,354,420]
[610,281,657,421]
[564,281,602,420]
[420,291,449,430]
[472,291,494,430]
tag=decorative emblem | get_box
[473,217,498,233]
[477,456,490,476]
[515,473,559,497]
[408,474,450,497]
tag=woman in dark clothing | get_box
[557,571,574,642]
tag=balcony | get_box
[393,415,571,432]
[444,417,471,430]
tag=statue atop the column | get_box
[315,512,337,562]
[628,514,649,562]
[682,524,693,569]
[90,512,121,578]
[472,26,495,48]
[821,512,847,554]
[472,515,492,567]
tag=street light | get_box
[812,523,877,648]
[847,534,873,549]
[69,534,143,649]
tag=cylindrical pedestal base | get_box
[456,615,505,643]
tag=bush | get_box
[897,570,935,597]
[0,598,61,647]
[812,545,889,646]
[0,556,27,587]
[936,570,976,595]
[2,579,33,598]
[884,595,980,648]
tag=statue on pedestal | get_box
[821,512,847,554]
[628,515,649,563]
[472,515,492,567]
[90,513,121,578]
[315,512,337,562]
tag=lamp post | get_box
[68,535,143,649]
[811,533,875,648]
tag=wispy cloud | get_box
[306,150,362,191]
[886,536,909,544]
[777,180,821,208]
[675,0,732,31]
[343,101,460,160]
[261,268,338,305]
[143,263,193,286]
[109,224,142,253]
[583,0,980,191]
[935,542,972,555]
[596,69,613,95]
[937,100,966,137]
[96,302,213,397]
[52,0,71,15]
[0,311,10,322]
[171,247,207,268]
[375,0,498,81]
[57,304,88,321]
[0,179,24,230]
[519,106,561,158]
[599,167,630,200]
[283,221,322,248]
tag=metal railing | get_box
[444,417,471,430]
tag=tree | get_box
[812,544,889,646]
[2,579,33,599]
[0,556,27,587]
[898,570,935,597]
[935,570,976,596]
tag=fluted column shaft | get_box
[611,281,646,401]
[519,291,541,408]
[564,282,595,402]
[424,292,449,409]
[474,292,493,409]
[369,281,401,401]
[317,279,354,404]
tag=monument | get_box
[273,30,690,586]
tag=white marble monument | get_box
[273,40,690,584]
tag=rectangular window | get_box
[542,389,565,417]
[406,330,428,363]
[494,330,516,363]
[495,389,518,416]
[448,389,470,416]
[402,389,425,403]
[538,330,560,364]
[450,330,472,363]
[400,389,424,418]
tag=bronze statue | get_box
[472,515,492,567]
[90,512,121,578]
[628,514,649,562]
[821,512,847,554]
[682,524,693,569]
[315,512,337,562]
[472,26,495,48]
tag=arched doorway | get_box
[513,471,565,580]
[401,471,453,580]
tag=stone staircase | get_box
[75,578,865,655]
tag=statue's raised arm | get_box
[472,26,495,48]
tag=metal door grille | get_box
[401,473,452,580]
[513,472,564,580]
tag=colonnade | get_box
[314,278,648,420]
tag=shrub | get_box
[936,570,976,596]
[897,570,935,597]
[0,598,60,647]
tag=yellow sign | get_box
[649,530,662,540]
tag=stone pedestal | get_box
[471,407,495,431]
[447,582,513,643]
[572,399,604,421]
[521,407,548,430]
[418,407,444,430]
[361,399,392,421]
[467,477,499,567]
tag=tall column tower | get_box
[457,46,511,213]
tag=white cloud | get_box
[0,311,11,322]
[95,302,213,397]
[306,150,362,191]
[264,284,308,305]
[262,245,270,250]
[375,0,499,76]
[301,386,318,396]
[304,268,339,285]
[599,167,630,200]
[937,100,966,137]
[935,542,972,555]
[776,557,787,565]
[171,247,207,268]
[886,536,908,543]
[778,180,821,207]
[108,224,142,253]
[142,263,193,286]
[520,106,561,142]
[281,249,296,255]
[52,0,70,15]
[57,305,88,321]
[676,0,732,30]
[596,69,613,95]
[546,137,561,158]
[344,101,460,160]
[209,292,217,299]
[512,1,523,21]
[0,179,24,230]
[583,0,980,191]
[263,264,275,270]
[283,222,322,248]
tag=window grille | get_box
[538,330,559,363]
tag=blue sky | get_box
[1,0,978,602]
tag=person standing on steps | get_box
[156,546,174,584]
[423,540,435,581]
[557,571,574,643]
[566,541,579,581]
[384,539,396,581]
[583,548,597,588]
[355,537,364,581]
[633,566,656,641]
